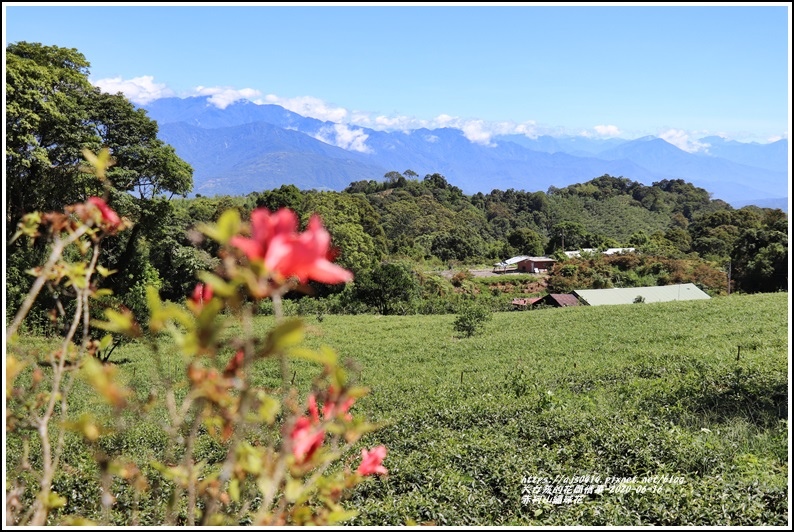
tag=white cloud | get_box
[376,114,425,131]
[593,125,622,137]
[420,116,541,146]
[579,125,622,138]
[459,120,496,146]
[349,111,374,127]
[512,122,539,138]
[264,94,348,123]
[424,134,439,143]
[112,82,781,149]
[193,86,263,109]
[93,75,174,105]
[314,124,371,153]
[434,114,456,127]
[658,129,710,153]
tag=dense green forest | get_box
[6,42,789,331]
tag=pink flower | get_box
[230,208,298,261]
[265,215,354,284]
[290,417,325,463]
[230,208,353,285]
[356,445,388,476]
[87,197,122,229]
[322,396,356,421]
[191,283,213,306]
[223,350,245,378]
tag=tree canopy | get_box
[6,42,192,231]
[6,41,194,323]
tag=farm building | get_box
[493,255,531,272]
[494,255,557,273]
[573,283,711,306]
[564,247,636,258]
[511,297,541,309]
[516,256,556,273]
[531,293,580,308]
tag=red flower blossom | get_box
[290,417,325,463]
[87,197,122,229]
[265,215,353,284]
[356,445,388,476]
[230,208,353,285]
[322,396,356,421]
[310,386,357,422]
[192,283,213,306]
[230,208,298,261]
[223,350,245,378]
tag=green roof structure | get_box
[573,283,711,306]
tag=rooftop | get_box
[573,283,710,306]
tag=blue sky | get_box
[3,3,791,151]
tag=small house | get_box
[531,293,580,308]
[511,297,541,310]
[515,256,556,273]
[564,247,636,258]
[494,255,531,273]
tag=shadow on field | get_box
[645,366,788,430]
[690,372,788,427]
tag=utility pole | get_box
[561,227,565,252]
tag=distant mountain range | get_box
[142,96,789,210]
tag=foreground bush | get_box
[5,150,387,526]
[453,303,493,338]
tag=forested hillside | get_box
[6,42,789,331]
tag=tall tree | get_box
[6,42,100,230]
[507,227,546,256]
[730,210,788,293]
[6,41,193,316]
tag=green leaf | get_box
[10,211,42,244]
[96,265,117,277]
[99,334,114,350]
[228,478,240,503]
[327,509,358,524]
[196,271,237,298]
[288,347,338,366]
[91,288,114,299]
[6,355,27,398]
[46,491,67,509]
[195,297,224,329]
[267,318,304,353]
[92,308,140,337]
[284,477,304,503]
[146,285,162,314]
[81,147,114,179]
[150,461,189,485]
[198,208,240,244]
[256,392,280,425]
[345,385,370,400]
[60,517,98,526]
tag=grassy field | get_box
[6,292,789,525]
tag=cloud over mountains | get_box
[96,77,788,153]
[136,91,788,211]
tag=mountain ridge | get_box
[142,96,789,209]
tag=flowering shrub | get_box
[5,150,387,526]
